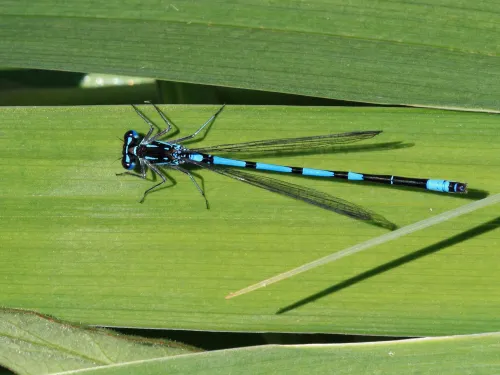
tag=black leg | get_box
[139,162,168,203]
[172,104,225,143]
[131,104,155,141]
[171,165,209,209]
[146,101,175,141]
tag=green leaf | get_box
[1,1,500,109]
[3,309,499,375]
[0,309,197,375]
[54,333,500,375]
[1,105,498,337]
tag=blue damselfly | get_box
[118,104,467,228]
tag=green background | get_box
[1,0,499,373]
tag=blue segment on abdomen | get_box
[189,153,204,162]
[212,156,247,167]
[302,168,334,177]
[256,163,292,173]
[426,179,449,193]
[348,172,364,181]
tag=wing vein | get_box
[185,159,395,230]
[191,131,381,154]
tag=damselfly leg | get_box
[139,161,168,203]
[131,104,157,142]
[170,165,209,208]
[146,101,176,142]
[171,104,226,143]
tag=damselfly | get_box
[118,104,467,228]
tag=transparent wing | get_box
[186,159,395,230]
[190,131,381,154]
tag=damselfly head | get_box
[121,130,140,170]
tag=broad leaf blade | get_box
[0,106,499,336]
[0,309,197,375]
[1,1,500,109]
[51,333,500,375]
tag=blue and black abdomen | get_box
[187,152,467,194]
[354,174,467,193]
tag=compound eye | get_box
[121,156,136,170]
[124,130,139,140]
